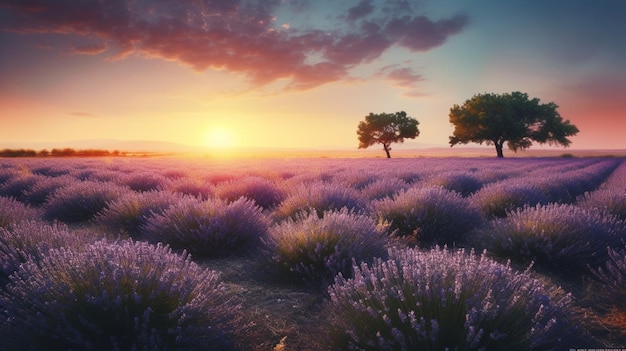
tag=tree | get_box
[357,111,420,158]
[449,92,579,157]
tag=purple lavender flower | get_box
[326,246,579,350]
[43,181,128,223]
[0,175,37,202]
[142,196,269,257]
[0,196,41,229]
[22,175,75,206]
[274,181,366,221]
[264,208,388,288]
[360,177,409,200]
[370,186,483,247]
[214,176,285,209]
[428,171,482,197]
[578,189,626,220]
[119,171,170,192]
[593,245,626,309]
[471,179,548,218]
[0,220,97,284]
[471,203,626,278]
[0,239,240,350]
[93,190,186,236]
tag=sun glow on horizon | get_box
[204,127,239,149]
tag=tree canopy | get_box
[449,92,579,157]
[357,111,419,158]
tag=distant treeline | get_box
[0,148,127,157]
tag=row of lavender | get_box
[1,157,625,349]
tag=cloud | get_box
[385,15,468,52]
[0,0,468,90]
[379,65,427,97]
[70,42,108,55]
[347,0,374,22]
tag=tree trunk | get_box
[495,141,504,158]
[383,144,391,158]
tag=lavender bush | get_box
[471,180,548,218]
[22,175,75,206]
[93,190,185,236]
[428,172,482,197]
[360,177,409,200]
[161,169,189,180]
[119,171,170,192]
[167,178,215,200]
[264,209,389,288]
[370,186,483,247]
[0,220,97,285]
[0,196,41,229]
[0,175,37,202]
[43,181,128,223]
[0,240,240,350]
[204,171,237,185]
[471,204,626,278]
[274,181,365,221]
[578,189,626,220]
[335,170,379,190]
[30,164,71,177]
[214,176,285,209]
[79,169,123,182]
[592,245,626,309]
[326,246,578,351]
[0,169,18,185]
[142,196,269,257]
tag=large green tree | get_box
[357,111,419,158]
[449,92,579,157]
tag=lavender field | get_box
[1,156,625,350]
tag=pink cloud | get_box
[70,42,108,55]
[0,0,468,90]
[379,65,427,97]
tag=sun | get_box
[204,127,238,149]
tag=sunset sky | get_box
[1,0,625,152]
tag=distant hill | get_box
[1,139,204,153]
